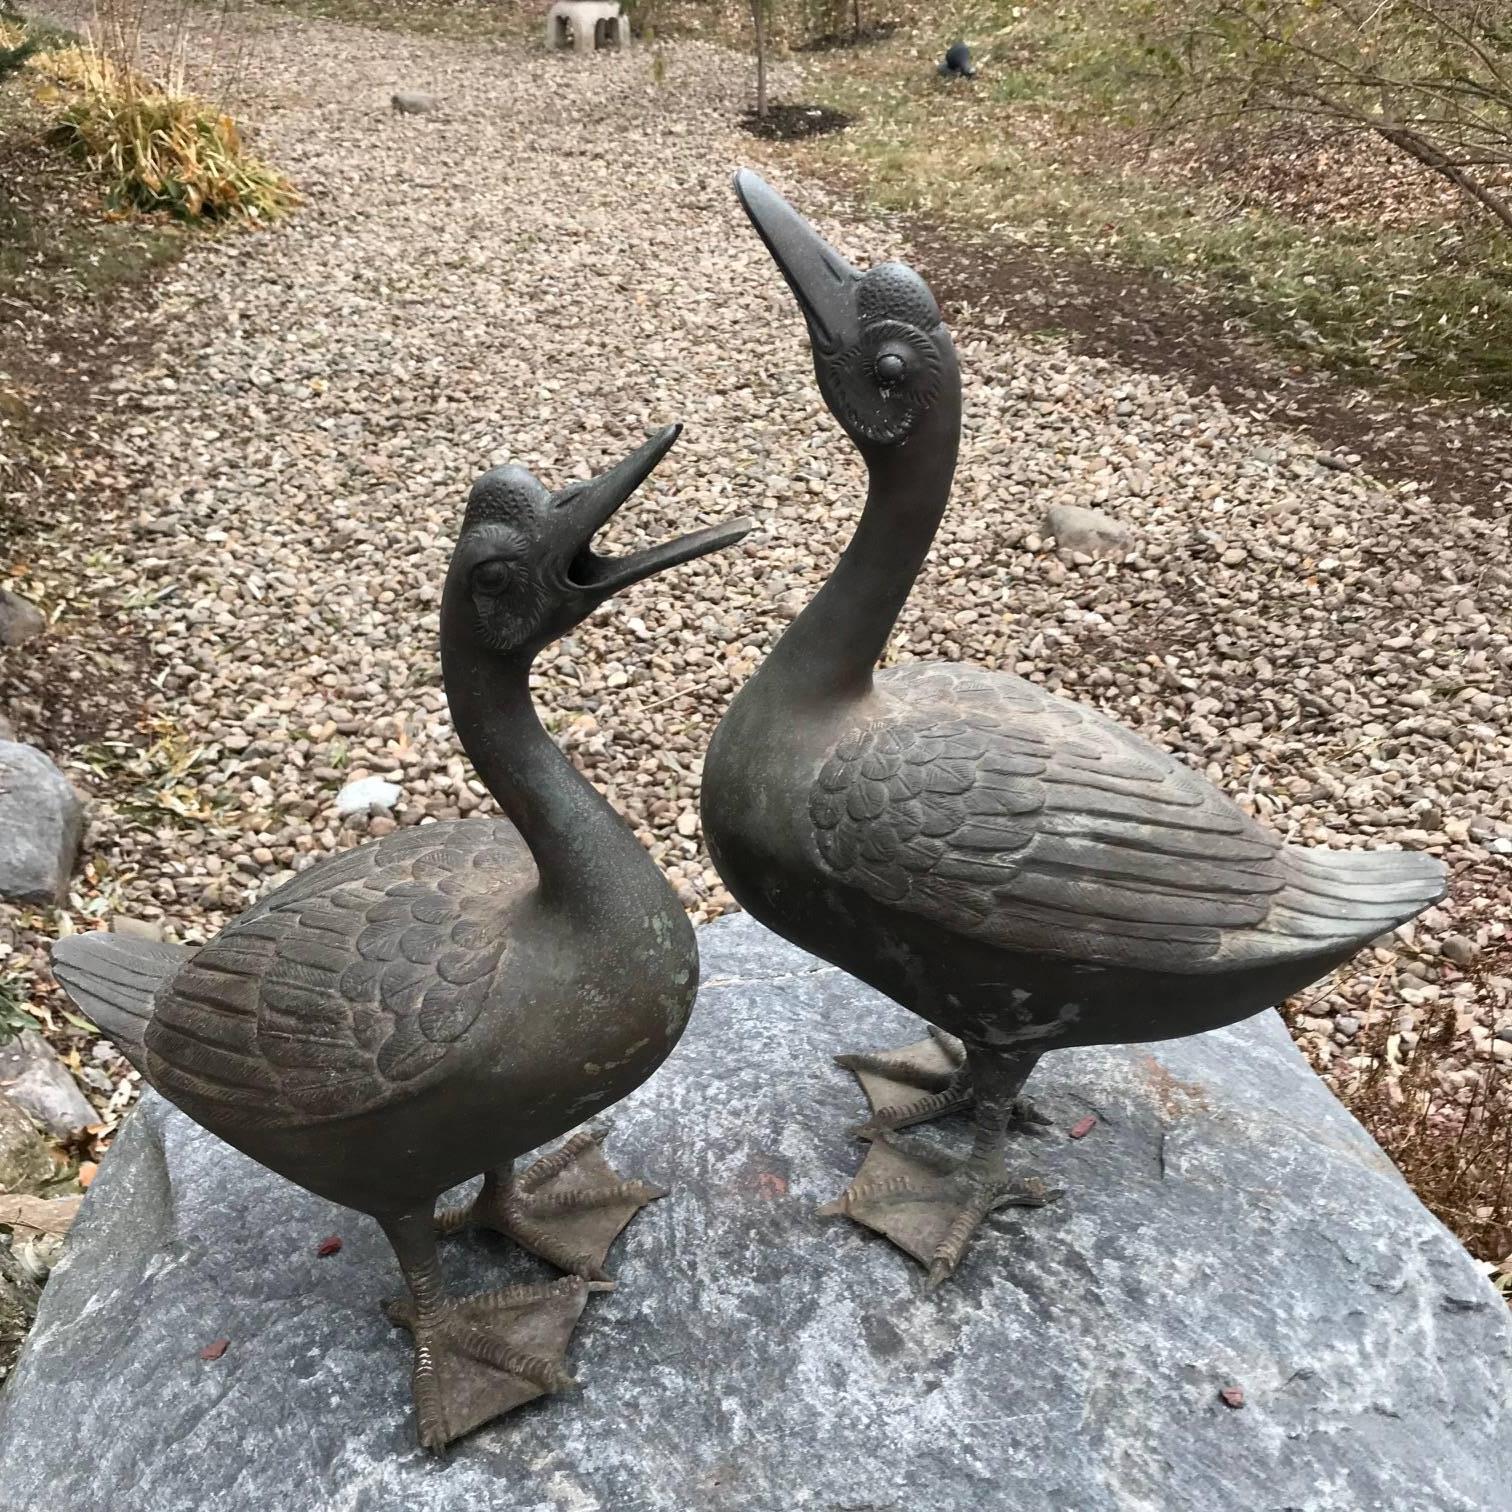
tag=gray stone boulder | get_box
[0,1091,53,1194]
[0,1031,96,1139]
[0,741,85,905]
[0,1240,41,1381]
[1045,502,1135,560]
[0,590,44,648]
[0,914,1507,1510]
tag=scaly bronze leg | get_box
[836,1025,1051,1139]
[820,1048,1061,1284]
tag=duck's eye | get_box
[874,350,907,385]
[472,559,513,594]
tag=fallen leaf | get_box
[1069,1115,1097,1140]
[316,1234,343,1257]
[0,1194,83,1236]
[200,1338,230,1361]
[77,1161,98,1189]
[1219,1385,1245,1409]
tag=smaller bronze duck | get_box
[703,173,1446,1286]
[53,426,752,1449]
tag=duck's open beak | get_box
[734,169,857,351]
[560,424,754,595]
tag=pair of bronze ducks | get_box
[52,175,1445,1451]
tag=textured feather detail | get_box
[810,665,1443,973]
[1232,843,1448,957]
[49,934,192,1073]
[137,819,529,1129]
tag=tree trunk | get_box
[852,0,861,40]
[752,0,768,119]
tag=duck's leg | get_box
[378,1209,597,1453]
[819,1048,1061,1285]
[837,1025,1051,1139]
[436,1128,665,1281]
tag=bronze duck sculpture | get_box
[53,425,752,1448]
[701,173,1447,1285]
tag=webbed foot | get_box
[436,1129,666,1281]
[837,1029,1051,1140]
[384,1275,604,1451]
[818,1134,1061,1286]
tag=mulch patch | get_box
[0,116,173,756]
[740,103,853,142]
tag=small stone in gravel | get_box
[390,92,440,115]
[1044,504,1134,560]
[334,777,402,817]
[0,592,44,648]
[1335,1015,1360,1039]
[0,1032,96,1139]
[1441,935,1479,967]
[0,743,84,906]
[110,916,165,943]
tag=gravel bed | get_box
[9,4,1512,1146]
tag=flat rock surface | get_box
[3,914,1509,1511]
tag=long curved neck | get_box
[442,642,651,919]
[758,410,959,707]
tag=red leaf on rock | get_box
[316,1235,343,1257]
[1069,1116,1097,1140]
[200,1338,230,1361]
[1219,1385,1245,1409]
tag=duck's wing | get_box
[142,819,529,1129]
[812,666,1436,973]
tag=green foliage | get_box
[0,974,41,1047]
[1088,0,1512,231]
[798,0,1512,398]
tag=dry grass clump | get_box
[1343,998,1512,1300]
[6,5,294,223]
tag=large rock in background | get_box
[0,740,84,905]
[0,1030,97,1139]
[1,914,1507,1510]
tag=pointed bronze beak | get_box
[560,424,754,595]
[734,169,858,351]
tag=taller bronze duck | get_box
[701,173,1446,1285]
[53,425,752,1448]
